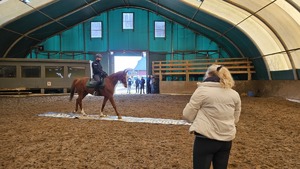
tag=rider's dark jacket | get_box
[92,60,107,77]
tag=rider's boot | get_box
[93,82,101,96]
[99,78,105,88]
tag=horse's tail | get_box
[69,79,77,101]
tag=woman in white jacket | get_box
[183,64,241,169]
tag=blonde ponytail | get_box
[204,64,235,89]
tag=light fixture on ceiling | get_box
[21,0,31,4]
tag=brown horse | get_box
[69,70,128,119]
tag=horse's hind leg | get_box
[100,97,109,117]
[74,92,87,116]
[108,97,122,119]
[78,93,88,116]
[73,97,79,113]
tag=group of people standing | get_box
[127,75,154,94]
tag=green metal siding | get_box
[172,25,196,52]
[61,24,84,51]
[84,14,108,52]
[271,70,295,80]
[31,7,229,64]
[43,35,60,51]
[109,9,148,51]
[252,59,269,80]
[148,14,171,52]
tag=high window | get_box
[155,21,165,38]
[91,22,102,38]
[123,13,134,30]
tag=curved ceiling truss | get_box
[0,0,299,80]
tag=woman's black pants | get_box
[193,136,232,169]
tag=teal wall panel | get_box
[148,13,171,52]
[61,24,84,51]
[84,15,108,52]
[270,70,294,80]
[252,58,269,80]
[37,7,229,62]
[109,9,148,51]
[172,25,196,51]
[43,35,60,51]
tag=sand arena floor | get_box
[0,94,299,169]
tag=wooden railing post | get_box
[185,60,189,81]
[247,60,251,80]
[159,61,163,81]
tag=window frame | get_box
[91,21,102,38]
[122,12,134,30]
[21,66,41,78]
[154,21,166,38]
[0,65,16,78]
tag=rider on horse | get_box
[92,53,108,96]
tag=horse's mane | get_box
[108,70,126,78]
[110,71,123,76]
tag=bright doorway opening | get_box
[114,56,146,94]
[114,56,142,72]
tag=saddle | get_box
[86,78,105,88]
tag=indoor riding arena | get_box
[0,1,299,169]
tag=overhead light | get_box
[21,0,31,4]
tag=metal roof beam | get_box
[4,0,100,58]
[147,0,245,58]
[225,0,298,80]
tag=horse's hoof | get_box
[99,114,107,118]
[118,116,122,120]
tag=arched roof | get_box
[0,0,299,79]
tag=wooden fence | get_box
[152,58,255,81]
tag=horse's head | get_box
[120,69,129,88]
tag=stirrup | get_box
[93,91,98,96]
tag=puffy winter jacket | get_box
[183,82,241,141]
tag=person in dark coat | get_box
[140,77,145,94]
[146,75,151,94]
[92,53,107,95]
[135,77,140,94]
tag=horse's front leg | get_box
[100,97,109,117]
[108,97,122,119]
